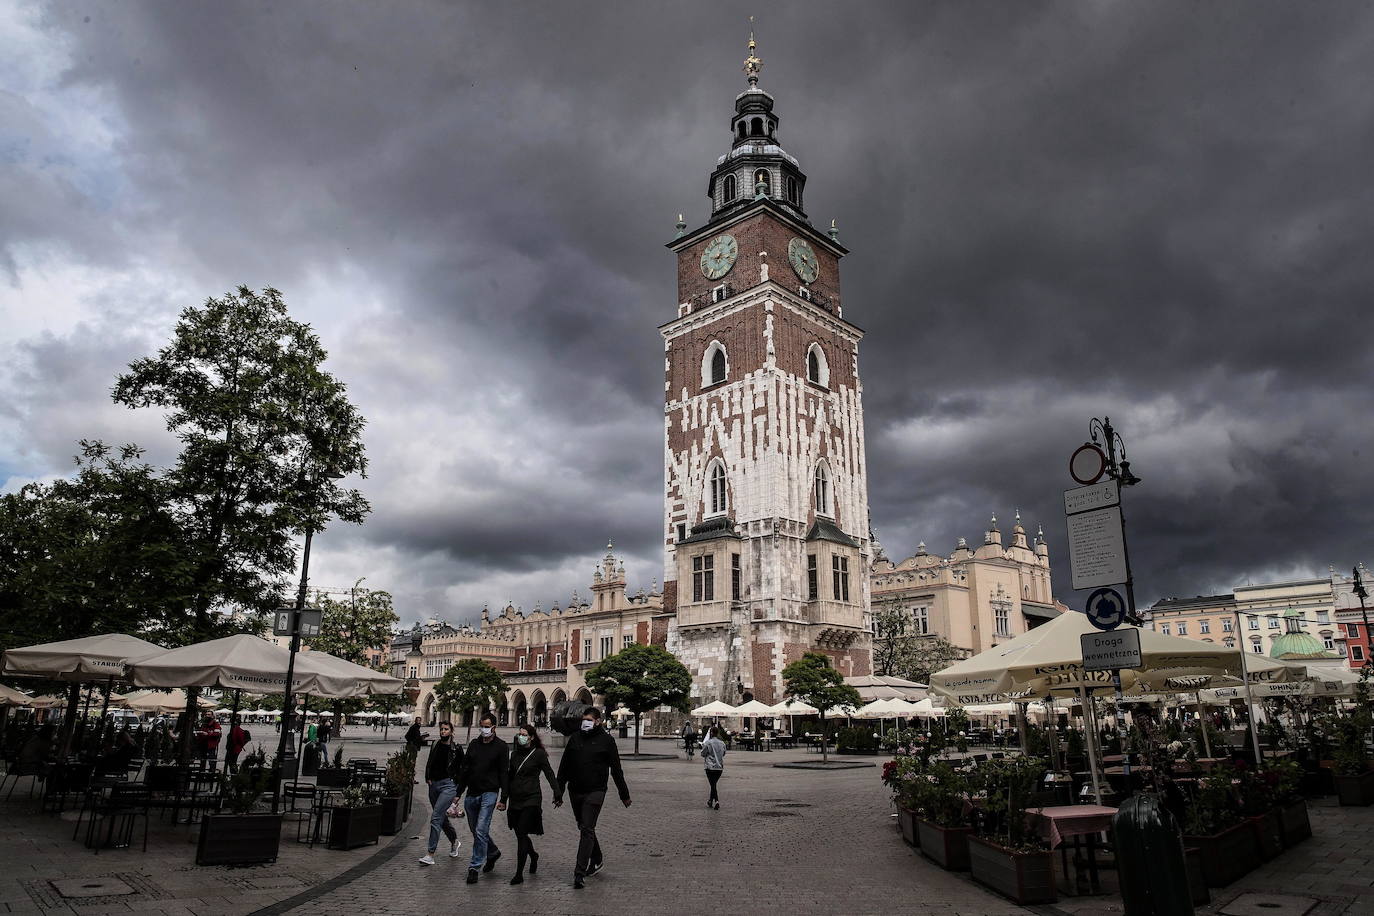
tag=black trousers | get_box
[570,790,606,876]
[706,768,722,803]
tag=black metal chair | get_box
[83,784,151,853]
[281,782,319,843]
[41,761,93,813]
[1,761,46,800]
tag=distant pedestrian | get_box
[317,719,332,759]
[418,721,464,866]
[556,706,631,889]
[226,717,249,774]
[405,719,424,754]
[505,723,560,885]
[460,713,510,884]
[195,714,221,766]
[701,726,726,809]
[680,720,698,759]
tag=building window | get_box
[1318,610,1330,624]
[731,553,741,600]
[1199,619,1210,634]
[807,554,818,600]
[692,554,715,602]
[993,601,1011,638]
[1248,616,1259,630]
[554,652,563,668]
[911,605,929,636]
[813,462,831,516]
[1177,622,1187,636]
[832,555,850,602]
[1252,642,1263,653]
[1353,646,1366,662]
[701,342,728,387]
[1348,623,1363,639]
[707,461,727,516]
[1223,638,1235,648]
[518,655,527,671]
[786,175,798,203]
[536,654,544,669]
[1323,636,1335,650]
[1267,615,1279,629]
[623,634,634,649]
[723,173,736,203]
[600,636,613,658]
[1222,618,1233,632]
[1160,624,1170,635]
[583,638,592,660]
[806,343,830,387]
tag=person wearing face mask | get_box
[418,720,464,866]
[460,713,510,884]
[555,706,631,889]
[504,724,560,885]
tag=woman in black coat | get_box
[505,723,561,884]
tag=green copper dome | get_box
[1270,607,1337,660]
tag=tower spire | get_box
[743,17,763,87]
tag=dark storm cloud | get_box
[6,1,1373,620]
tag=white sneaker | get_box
[449,842,463,858]
[419,854,436,866]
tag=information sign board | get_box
[1081,628,1143,671]
[272,607,323,638]
[1067,506,1128,590]
[1064,482,1120,516]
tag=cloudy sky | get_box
[3,1,1372,625]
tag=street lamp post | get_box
[1354,566,1370,670]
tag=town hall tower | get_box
[662,35,873,703]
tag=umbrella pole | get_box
[1195,692,1212,757]
[1078,685,1104,805]
[98,675,114,724]
[59,682,81,758]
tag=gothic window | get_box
[832,555,850,602]
[993,600,1012,637]
[676,522,687,543]
[813,462,831,517]
[692,554,715,602]
[701,341,728,388]
[787,175,798,203]
[807,554,818,600]
[707,460,727,516]
[754,168,770,195]
[750,117,763,137]
[737,122,746,139]
[806,343,830,388]
[554,652,563,667]
[731,553,741,600]
[536,653,544,669]
[518,655,527,671]
[723,174,737,203]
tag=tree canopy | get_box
[433,658,507,738]
[872,607,964,684]
[584,643,692,755]
[782,652,862,763]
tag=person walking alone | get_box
[505,724,561,885]
[701,725,727,809]
[316,718,332,761]
[680,720,698,759]
[556,706,631,889]
[418,721,464,866]
[460,713,510,884]
[225,717,249,774]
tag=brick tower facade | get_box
[662,35,872,704]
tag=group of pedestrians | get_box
[421,706,631,889]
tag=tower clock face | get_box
[700,233,738,280]
[788,237,819,284]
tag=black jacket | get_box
[424,738,463,782]
[557,729,630,800]
[405,723,423,748]
[461,736,510,802]
[507,746,559,810]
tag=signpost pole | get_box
[1112,669,1130,779]
[1234,607,1264,765]
[1078,684,1105,805]
[272,525,313,814]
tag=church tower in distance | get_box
[662,33,872,704]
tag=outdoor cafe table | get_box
[1028,804,1117,896]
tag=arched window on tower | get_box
[814,462,831,517]
[787,175,798,203]
[701,341,728,388]
[723,174,736,204]
[754,169,770,196]
[750,117,764,137]
[806,343,830,388]
[707,461,728,517]
[737,123,746,139]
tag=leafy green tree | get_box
[782,652,862,764]
[872,607,963,684]
[112,286,370,757]
[433,658,507,738]
[585,643,692,755]
[306,580,399,730]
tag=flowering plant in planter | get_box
[1182,764,1243,836]
[971,756,1048,852]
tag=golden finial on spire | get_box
[743,16,762,86]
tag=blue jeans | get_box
[427,778,458,853]
[464,791,500,869]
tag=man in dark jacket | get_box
[556,706,631,888]
[419,720,464,865]
[460,713,510,884]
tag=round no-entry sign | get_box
[1070,443,1108,485]
[1085,587,1126,631]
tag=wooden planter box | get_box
[316,767,351,789]
[327,804,383,850]
[196,813,283,866]
[1335,770,1374,807]
[1183,847,1210,907]
[896,806,919,846]
[380,795,407,836]
[1182,820,1260,887]
[917,818,971,870]
[1278,798,1311,846]
[1248,810,1283,861]
[967,835,1056,905]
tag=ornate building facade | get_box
[870,513,1058,657]
[660,35,872,704]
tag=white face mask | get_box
[480,726,493,738]
[580,720,596,732]
[516,735,530,747]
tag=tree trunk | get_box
[178,687,202,765]
[58,682,81,758]
[633,712,641,756]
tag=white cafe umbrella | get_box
[910,697,947,718]
[0,684,34,707]
[126,634,359,697]
[690,700,737,717]
[733,699,776,717]
[2,634,165,682]
[768,698,819,716]
[294,652,404,696]
[118,689,217,714]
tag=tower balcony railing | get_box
[805,599,864,630]
[677,599,732,628]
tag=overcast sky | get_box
[3,1,1372,626]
